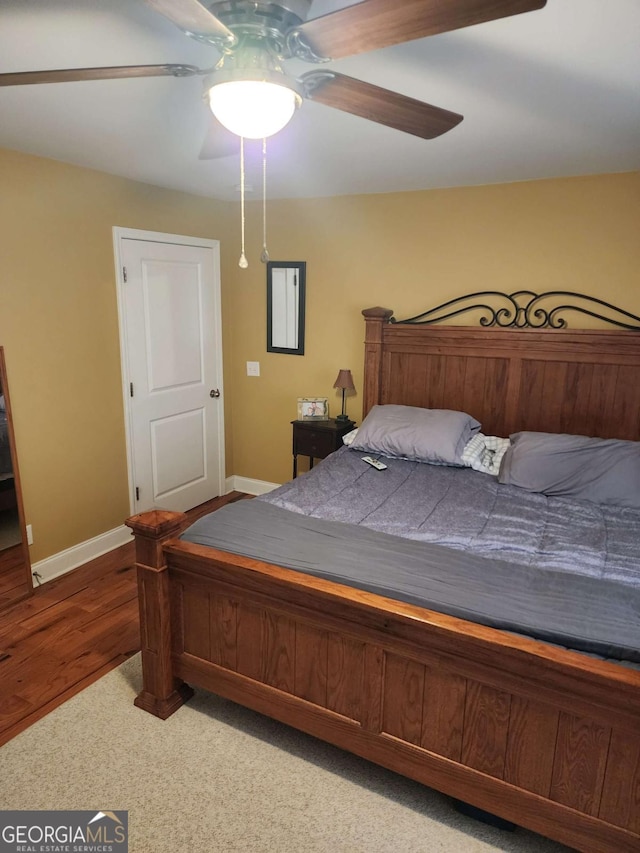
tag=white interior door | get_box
[115,229,224,513]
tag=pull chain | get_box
[260,137,269,264]
[238,135,248,269]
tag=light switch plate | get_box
[246,361,260,376]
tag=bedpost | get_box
[362,307,393,417]
[125,510,194,719]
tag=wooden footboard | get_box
[127,511,640,853]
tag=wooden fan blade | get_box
[145,0,236,46]
[0,65,202,87]
[295,0,547,60]
[302,71,462,139]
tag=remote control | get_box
[362,456,388,470]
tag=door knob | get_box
[210,389,221,398]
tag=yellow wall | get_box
[1,144,638,562]
[0,147,235,561]
[229,172,640,484]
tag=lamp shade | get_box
[208,79,300,139]
[333,369,355,391]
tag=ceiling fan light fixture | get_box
[208,77,301,139]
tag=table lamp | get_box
[333,369,355,422]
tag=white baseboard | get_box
[32,525,133,585]
[225,475,280,496]
[32,477,279,585]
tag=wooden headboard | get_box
[362,292,640,441]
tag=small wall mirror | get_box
[267,261,305,356]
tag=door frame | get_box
[113,227,225,514]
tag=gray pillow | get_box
[499,431,640,508]
[351,404,481,466]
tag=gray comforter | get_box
[181,448,640,663]
[264,447,640,587]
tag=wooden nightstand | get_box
[291,418,355,478]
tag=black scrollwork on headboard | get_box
[392,291,640,330]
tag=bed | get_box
[127,291,640,853]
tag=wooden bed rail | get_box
[125,510,194,718]
[127,506,640,852]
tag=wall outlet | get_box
[246,361,260,377]
[26,524,33,545]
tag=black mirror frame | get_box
[267,261,306,356]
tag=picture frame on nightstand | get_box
[297,397,329,420]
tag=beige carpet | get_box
[0,655,571,853]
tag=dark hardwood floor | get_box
[0,492,248,747]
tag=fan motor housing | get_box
[208,1,312,36]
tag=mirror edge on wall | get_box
[0,346,33,609]
[266,261,306,356]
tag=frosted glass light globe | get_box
[208,80,299,139]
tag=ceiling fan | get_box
[1,0,547,153]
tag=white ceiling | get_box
[1,0,638,202]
